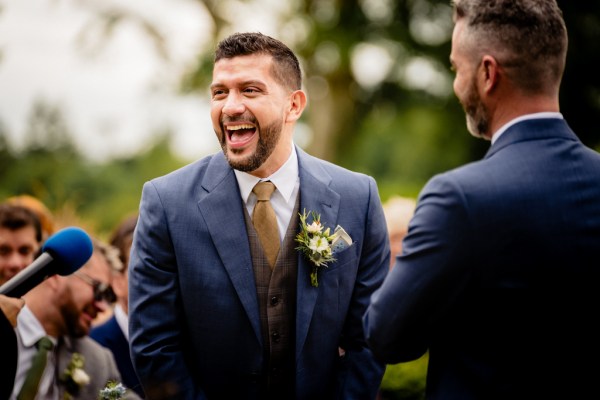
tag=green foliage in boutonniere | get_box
[295,209,336,287]
[99,381,127,399]
[60,352,90,399]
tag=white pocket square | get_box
[331,225,352,254]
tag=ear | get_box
[480,55,500,93]
[286,90,307,123]
[46,274,63,290]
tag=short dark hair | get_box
[215,32,302,91]
[0,203,43,243]
[452,0,567,94]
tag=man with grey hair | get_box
[364,1,600,398]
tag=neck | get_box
[487,94,559,139]
[24,289,62,337]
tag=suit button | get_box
[271,331,280,343]
[270,296,279,306]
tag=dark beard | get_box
[463,75,490,139]
[63,302,89,338]
[220,118,283,172]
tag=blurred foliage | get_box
[0,101,186,238]
[182,0,486,201]
[380,353,429,400]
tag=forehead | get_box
[0,226,38,244]
[212,53,275,84]
[82,252,111,278]
[450,20,471,63]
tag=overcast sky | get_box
[0,0,221,162]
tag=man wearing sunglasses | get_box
[11,238,141,399]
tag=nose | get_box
[222,91,246,116]
[4,252,28,274]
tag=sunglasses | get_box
[74,272,117,304]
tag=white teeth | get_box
[227,124,254,131]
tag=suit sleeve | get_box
[363,174,473,363]
[128,181,205,400]
[337,176,390,399]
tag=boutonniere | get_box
[60,352,90,399]
[295,209,352,287]
[99,381,127,400]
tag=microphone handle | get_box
[0,253,55,297]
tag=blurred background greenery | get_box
[1,1,599,397]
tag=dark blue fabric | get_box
[365,119,600,399]
[129,146,390,399]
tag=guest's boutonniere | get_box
[60,352,90,399]
[99,381,127,400]
[296,209,352,287]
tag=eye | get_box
[18,247,34,256]
[243,87,260,95]
[211,88,227,99]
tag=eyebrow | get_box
[209,80,267,91]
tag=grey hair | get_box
[452,0,567,95]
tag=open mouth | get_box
[225,123,257,148]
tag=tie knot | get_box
[37,336,54,352]
[253,181,276,201]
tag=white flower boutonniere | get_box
[60,352,90,399]
[99,381,127,400]
[295,209,337,287]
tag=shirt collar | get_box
[17,305,56,348]
[234,144,299,204]
[491,112,563,145]
[114,303,129,340]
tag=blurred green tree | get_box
[0,100,186,237]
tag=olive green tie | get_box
[252,181,280,268]
[17,336,54,400]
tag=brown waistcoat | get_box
[244,193,299,399]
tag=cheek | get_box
[210,105,223,128]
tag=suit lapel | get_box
[197,153,262,345]
[295,147,341,359]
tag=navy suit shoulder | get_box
[90,315,120,345]
[365,118,600,399]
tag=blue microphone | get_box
[0,227,93,297]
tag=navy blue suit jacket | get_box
[364,119,600,399]
[90,315,145,398]
[129,146,389,399]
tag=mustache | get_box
[221,114,257,125]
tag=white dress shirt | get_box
[113,304,129,341]
[234,144,300,242]
[12,305,59,400]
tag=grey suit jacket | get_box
[56,336,141,400]
[129,146,390,399]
